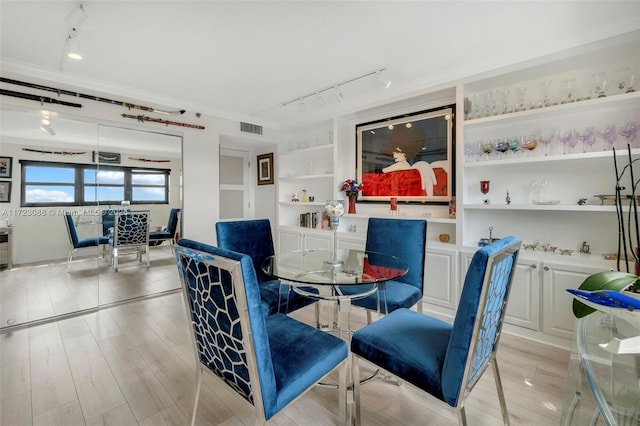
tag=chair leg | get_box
[352,355,361,426]
[66,249,74,272]
[338,359,348,426]
[145,244,150,267]
[491,358,510,426]
[190,366,203,426]
[457,405,468,426]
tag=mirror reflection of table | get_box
[262,248,408,339]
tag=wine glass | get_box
[324,200,345,266]
[619,122,639,147]
[488,88,498,116]
[592,72,607,98]
[559,129,578,154]
[596,124,617,151]
[562,78,577,104]
[500,88,512,114]
[480,180,490,204]
[494,139,509,159]
[615,67,636,93]
[514,86,527,112]
[577,126,596,152]
[481,140,494,160]
[521,134,538,156]
[507,137,521,158]
[541,80,557,107]
[540,127,558,156]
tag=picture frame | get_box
[257,152,274,185]
[356,105,454,203]
[0,156,13,178]
[0,181,11,203]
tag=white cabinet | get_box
[424,246,458,310]
[276,226,332,253]
[541,260,607,340]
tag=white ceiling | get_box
[1,1,639,130]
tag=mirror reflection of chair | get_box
[64,212,108,272]
[351,236,521,425]
[340,218,427,322]
[109,210,150,272]
[149,208,180,247]
[175,239,348,426]
[216,219,318,317]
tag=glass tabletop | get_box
[262,248,408,286]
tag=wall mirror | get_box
[0,104,183,329]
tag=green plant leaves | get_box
[572,271,640,318]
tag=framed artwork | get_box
[257,152,274,185]
[0,181,11,202]
[356,105,454,203]
[0,156,12,178]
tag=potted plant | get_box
[572,145,640,318]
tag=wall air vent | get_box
[240,122,263,135]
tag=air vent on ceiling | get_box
[240,122,263,135]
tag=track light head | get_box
[334,86,344,103]
[377,70,392,89]
[66,3,88,30]
[298,98,305,113]
[65,31,82,60]
[40,123,56,136]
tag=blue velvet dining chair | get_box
[108,210,150,272]
[351,236,521,425]
[149,207,180,246]
[64,212,108,272]
[340,218,427,321]
[216,219,318,316]
[175,239,349,425]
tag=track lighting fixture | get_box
[62,3,87,61]
[66,2,88,29]
[377,70,392,89]
[40,119,56,136]
[65,31,82,60]
[281,67,389,112]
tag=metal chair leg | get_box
[352,355,361,426]
[491,358,510,425]
[190,367,203,426]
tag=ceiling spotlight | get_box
[65,31,82,60]
[40,123,56,136]
[388,124,394,130]
[405,122,412,128]
[334,86,344,103]
[377,70,392,89]
[41,118,50,125]
[316,92,326,108]
[66,3,88,30]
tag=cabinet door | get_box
[337,234,365,251]
[303,232,332,250]
[542,261,604,340]
[277,228,301,253]
[505,259,540,331]
[424,247,458,310]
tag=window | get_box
[20,160,169,207]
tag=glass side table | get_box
[561,310,640,425]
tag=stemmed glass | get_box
[500,89,512,114]
[488,88,499,116]
[596,124,617,151]
[514,87,527,112]
[324,200,345,267]
[507,137,521,158]
[540,127,558,156]
[592,72,607,98]
[480,180,490,204]
[562,78,577,104]
[521,134,538,156]
[577,127,596,152]
[616,67,636,93]
[481,140,494,160]
[619,122,639,147]
[494,139,509,159]
[559,129,578,154]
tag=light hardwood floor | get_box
[0,245,179,329]
[1,287,572,426]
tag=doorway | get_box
[219,148,251,220]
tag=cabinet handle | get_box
[543,266,549,271]
[530,264,537,269]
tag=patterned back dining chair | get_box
[64,212,108,271]
[149,207,180,246]
[340,218,427,322]
[175,239,349,425]
[108,210,149,271]
[351,236,521,425]
[216,219,318,316]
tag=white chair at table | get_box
[108,210,150,272]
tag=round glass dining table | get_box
[262,248,408,336]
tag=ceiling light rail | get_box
[281,67,391,107]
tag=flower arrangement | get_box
[340,179,363,196]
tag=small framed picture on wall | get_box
[257,152,274,185]
[0,156,12,179]
[0,181,12,203]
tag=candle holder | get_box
[324,200,345,267]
